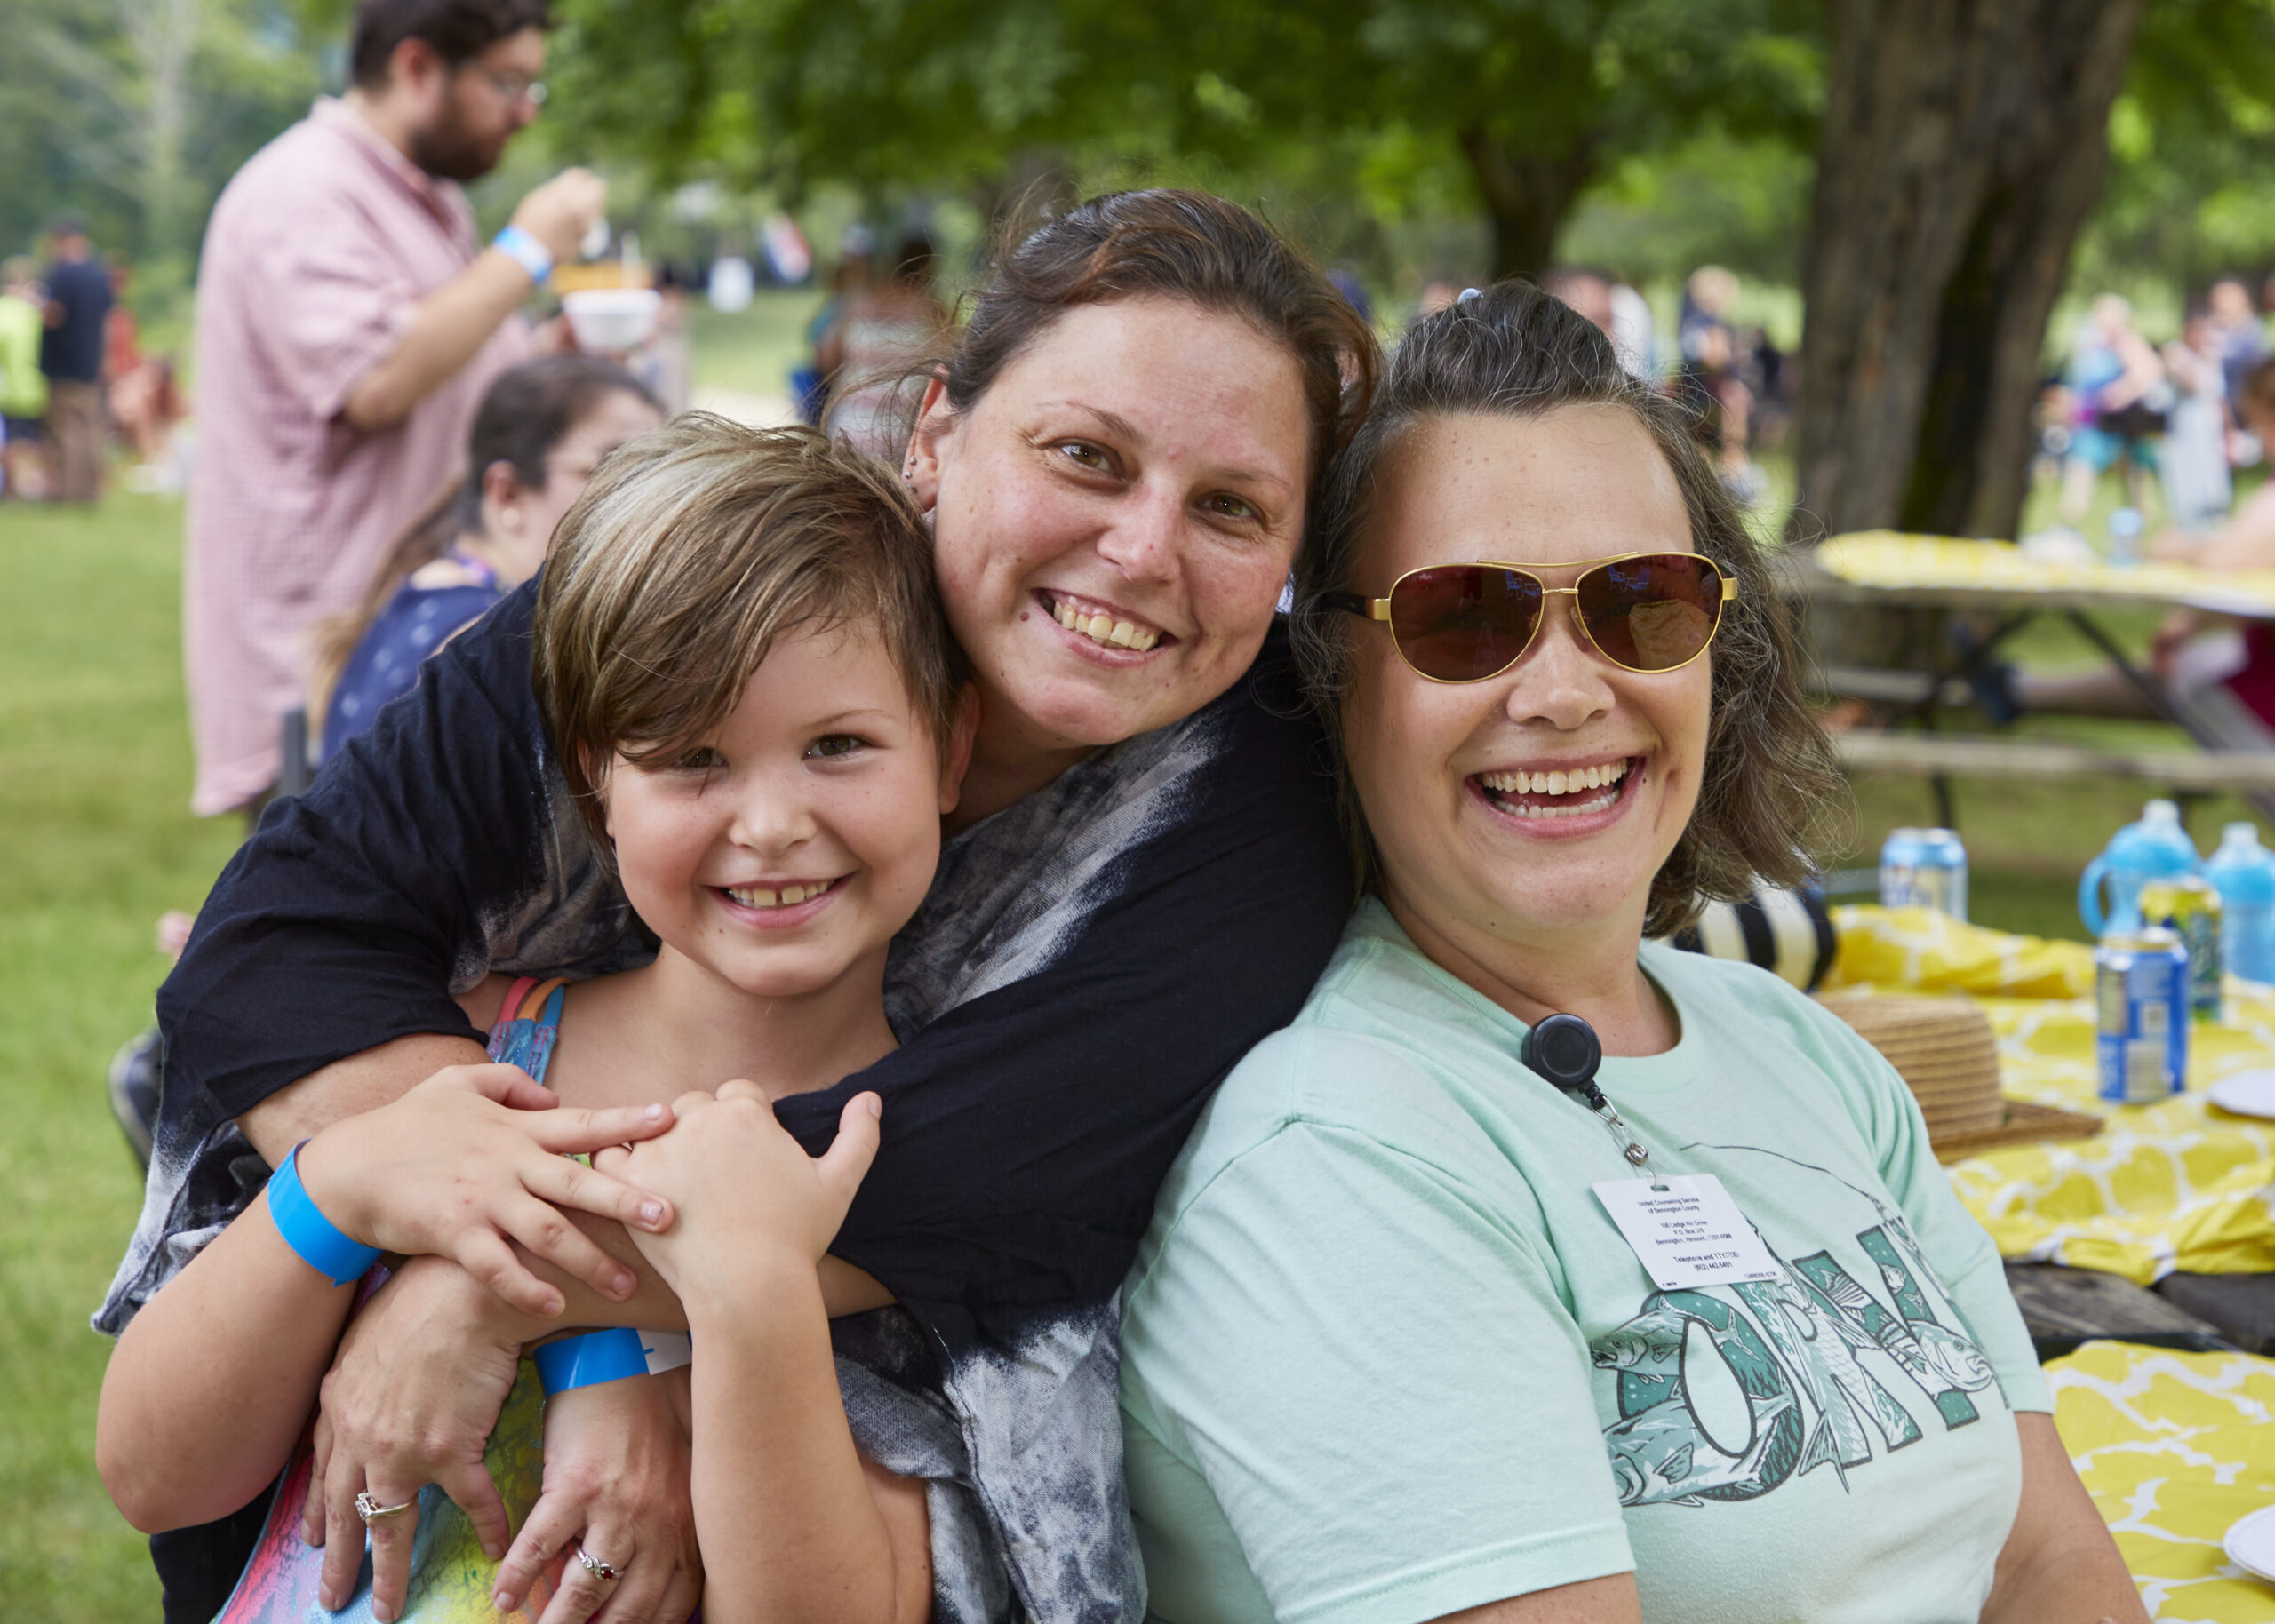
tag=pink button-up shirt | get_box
[184,98,527,815]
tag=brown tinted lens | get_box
[1388,566,1543,681]
[1575,554,1723,671]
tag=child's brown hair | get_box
[533,415,963,848]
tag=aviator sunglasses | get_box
[1328,552,1739,683]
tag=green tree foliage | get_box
[1559,128,1814,288]
[549,0,1822,282]
[0,0,323,285]
[2079,0,2275,290]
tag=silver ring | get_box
[574,1544,621,1582]
[355,1490,416,1524]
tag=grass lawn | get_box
[0,492,239,1620]
[0,319,2255,1617]
[685,288,826,407]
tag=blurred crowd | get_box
[2031,275,2275,546]
[0,219,188,503]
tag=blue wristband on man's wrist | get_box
[267,1142,383,1287]
[491,223,553,287]
[534,1328,649,1395]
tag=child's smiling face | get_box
[603,618,972,1001]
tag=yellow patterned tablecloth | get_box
[2048,1341,2275,1622]
[1828,906,2275,1285]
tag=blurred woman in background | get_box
[307,353,660,760]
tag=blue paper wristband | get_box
[491,223,553,287]
[267,1143,382,1287]
[534,1329,649,1395]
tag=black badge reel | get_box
[1521,1012,1656,1174]
[1522,1012,1605,1107]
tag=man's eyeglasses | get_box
[467,66,547,107]
[1328,553,1738,683]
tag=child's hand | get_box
[595,1082,881,1306]
[294,1063,678,1318]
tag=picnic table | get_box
[1789,532,2275,824]
[1827,905,2275,1616]
[1829,905,2275,1284]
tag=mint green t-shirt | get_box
[1120,901,2047,1624]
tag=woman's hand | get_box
[492,1372,704,1624]
[595,1083,882,1307]
[294,1062,678,1318]
[301,1255,539,1620]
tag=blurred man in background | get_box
[182,0,603,819]
[38,217,111,505]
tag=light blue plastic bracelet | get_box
[266,1142,382,1287]
[533,1328,648,1395]
[491,223,553,288]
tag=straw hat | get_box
[1816,994,2103,1161]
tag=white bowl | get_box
[561,287,661,353]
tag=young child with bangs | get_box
[99,416,975,1624]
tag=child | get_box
[309,354,662,762]
[100,417,974,1623]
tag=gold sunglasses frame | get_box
[1336,551,1741,684]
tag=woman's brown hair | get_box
[307,354,659,731]
[923,188,1380,520]
[533,416,964,851]
[1289,280,1847,935]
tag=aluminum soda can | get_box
[1879,828,1926,910]
[2138,874,2223,1022]
[1914,827,1968,921]
[2095,927,2189,1103]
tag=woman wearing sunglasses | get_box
[1116,284,2145,1624]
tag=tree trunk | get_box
[120,0,199,265]
[1457,125,1597,284]
[1901,14,2141,539]
[1793,0,2146,551]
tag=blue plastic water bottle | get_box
[2107,506,2146,567]
[2205,822,2275,984]
[2079,799,2200,935]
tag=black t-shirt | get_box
[111,582,1353,1617]
[39,258,109,382]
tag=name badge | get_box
[1592,1174,1783,1291]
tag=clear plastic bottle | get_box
[2205,822,2275,984]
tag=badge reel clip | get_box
[1521,1013,1665,1190]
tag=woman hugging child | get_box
[100,414,975,1624]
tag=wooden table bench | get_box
[1780,540,2275,826]
[1832,729,2275,794]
